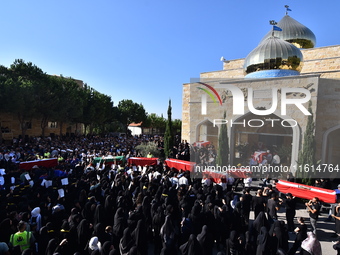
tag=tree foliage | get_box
[117,99,147,133]
[2,59,45,138]
[0,59,171,138]
[216,112,229,166]
[164,100,174,158]
[135,142,161,158]
[297,102,315,184]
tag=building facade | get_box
[182,11,340,176]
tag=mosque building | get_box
[181,6,340,175]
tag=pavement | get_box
[245,180,337,254]
[275,202,337,254]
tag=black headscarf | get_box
[37,226,50,255]
[256,226,269,255]
[179,234,203,255]
[0,218,12,243]
[269,221,289,252]
[112,207,126,239]
[189,201,203,235]
[60,220,70,240]
[77,219,92,250]
[45,238,59,255]
[21,248,34,255]
[128,205,144,229]
[226,230,240,255]
[128,246,138,255]
[119,227,133,255]
[108,248,120,255]
[197,225,214,255]
[252,211,268,235]
[94,204,105,226]
[93,223,107,244]
[160,215,175,245]
[131,219,148,255]
[104,195,115,226]
[100,241,112,255]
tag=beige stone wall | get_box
[199,45,340,79]
[182,75,321,165]
[0,112,77,139]
[182,44,340,168]
[183,76,319,136]
[315,78,340,162]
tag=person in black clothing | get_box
[267,193,281,224]
[285,193,296,232]
[197,225,214,255]
[179,234,203,255]
[333,236,340,255]
[252,211,268,240]
[305,197,321,235]
[288,217,308,255]
[226,230,241,255]
[252,189,266,220]
[268,220,289,253]
[241,188,252,225]
[256,226,269,255]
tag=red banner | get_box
[165,158,196,171]
[128,157,158,167]
[165,159,250,179]
[276,180,336,203]
[19,158,58,170]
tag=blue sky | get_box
[0,1,339,119]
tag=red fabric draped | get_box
[276,180,336,203]
[19,158,58,170]
[128,157,158,167]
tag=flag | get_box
[273,25,282,31]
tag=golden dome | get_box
[260,15,316,48]
[244,36,303,76]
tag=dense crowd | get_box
[0,135,328,255]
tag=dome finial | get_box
[270,20,282,36]
[284,5,292,15]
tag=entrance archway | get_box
[229,112,300,167]
[196,119,218,147]
[322,125,340,168]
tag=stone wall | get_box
[182,74,322,166]
[0,112,77,139]
[315,78,340,164]
[199,45,340,79]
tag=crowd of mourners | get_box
[0,135,326,255]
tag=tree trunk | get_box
[83,124,89,135]
[18,113,28,142]
[59,122,63,137]
[40,116,48,138]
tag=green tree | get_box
[297,102,315,184]
[0,65,8,143]
[172,119,182,135]
[164,100,174,158]
[5,59,45,139]
[80,84,97,134]
[117,99,147,134]
[216,112,229,166]
[49,76,84,136]
[135,141,161,157]
[35,75,63,137]
[144,113,166,134]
